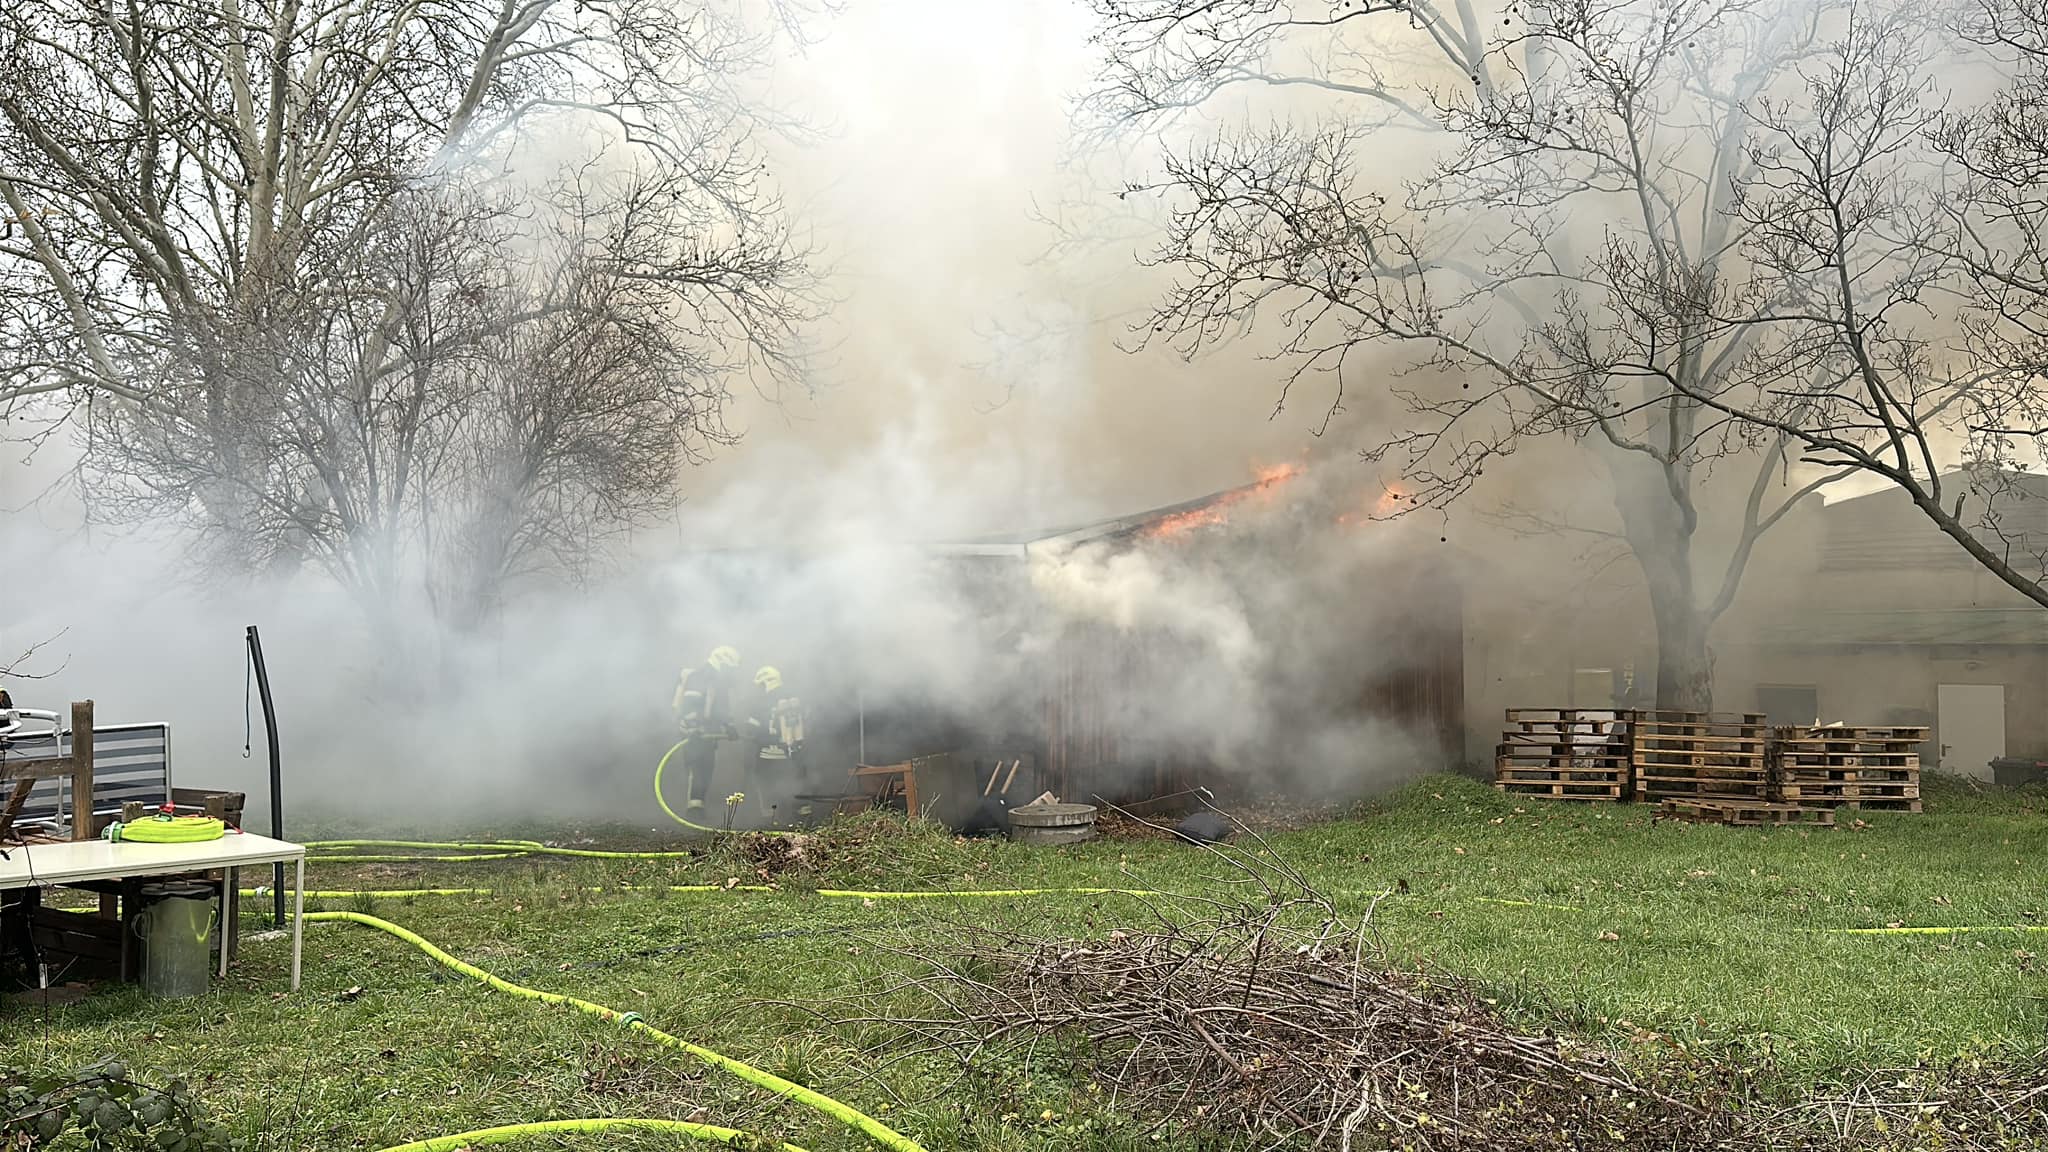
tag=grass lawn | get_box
[4,773,2045,1150]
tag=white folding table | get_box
[0,833,306,991]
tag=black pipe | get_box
[246,625,284,928]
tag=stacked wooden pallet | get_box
[1659,797,1836,827]
[1630,711,1770,803]
[1774,726,1926,812]
[1494,709,1631,800]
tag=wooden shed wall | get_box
[1042,561,1466,805]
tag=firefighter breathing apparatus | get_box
[655,700,805,836]
[661,647,795,834]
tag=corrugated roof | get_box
[1827,469,2048,507]
[923,481,1274,556]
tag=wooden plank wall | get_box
[1044,568,1466,804]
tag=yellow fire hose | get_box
[377,1118,806,1152]
[108,815,227,844]
[1822,925,2048,936]
[306,839,701,861]
[252,885,1157,901]
[247,885,776,900]
[654,739,795,837]
[305,912,926,1152]
[311,848,532,856]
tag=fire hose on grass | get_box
[306,839,702,861]
[376,1118,806,1152]
[655,739,796,837]
[255,885,1160,900]
[305,911,926,1152]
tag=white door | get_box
[1937,684,2007,780]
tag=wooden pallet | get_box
[1495,777,1628,800]
[1780,778,1921,804]
[1632,712,1769,802]
[1776,772,1923,813]
[1500,730,1632,749]
[1779,742,1923,769]
[1502,711,1630,748]
[1793,725,1929,743]
[1659,798,1835,827]
[1636,774,1771,802]
[1775,724,1922,811]
[1632,710,1767,726]
[1505,708,1630,729]
[1495,758,1630,800]
[1498,746,1630,764]
[1496,708,1632,800]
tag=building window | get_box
[1757,683,1819,728]
[1571,668,1614,709]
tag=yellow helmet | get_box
[707,646,740,670]
[754,666,782,692]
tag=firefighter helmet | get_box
[707,646,741,670]
[754,666,782,692]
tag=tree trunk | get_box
[1609,451,1715,713]
[1647,589,1713,712]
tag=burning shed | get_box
[926,464,1466,809]
[660,463,1465,825]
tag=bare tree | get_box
[1653,9,2048,608]
[1085,0,1871,709]
[0,630,68,682]
[0,0,799,404]
[82,175,805,664]
[0,1,816,643]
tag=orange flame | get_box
[1337,483,1408,527]
[1142,461,1305,540]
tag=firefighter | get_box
[672,646,741,813]
[745,666,809,824]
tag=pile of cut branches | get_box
[870,809,1717,1150]
[892,910,1708,1150]
[847,805,2047,1149]
[1752,1057,2048,1149]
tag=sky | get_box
[675,0,1372,548]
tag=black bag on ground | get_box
[1173,811,1233,845]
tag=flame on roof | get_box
[1141,462,1305,540]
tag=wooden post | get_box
[69,701,94,843]
[68,702,118,919]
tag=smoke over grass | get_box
[1,0,1923,828]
